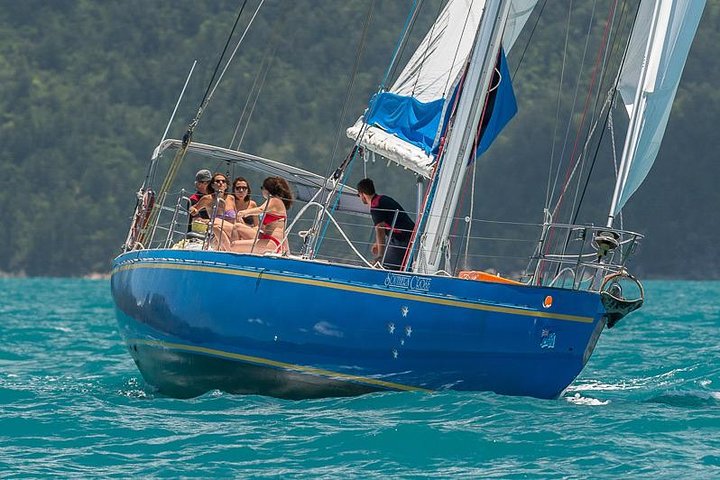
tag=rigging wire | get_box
[228,54,269,150]
[153,0,264,206]
[235,51,274,150]
[309,1,377,256]
[549,0,618,222]
[402,3,480,271]
[547,0,598,217]
[568,0,623,220]
[313,0,424,256]
[462,143,478,270]
[608,106,623,230]
[569,0,641,226]
[139,1,252,245]
[323,0,376,180]
[196,0,267,127]
[534,0,624,280]
[228,2,291,152]
[195,0,250,131]
[511,0,548,80]
[440,3,476,99]
[402,65,467,271]
[346,0,425,177]
[545,0,573,211]
[383,0,425,88]
[550,0,615,223]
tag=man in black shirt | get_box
[357,178,415,270]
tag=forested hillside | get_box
[0,0,718,278]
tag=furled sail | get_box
[346,0,538,177]
[609,0,705,219]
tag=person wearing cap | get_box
[190,169,212,207]
[187,169,212,231]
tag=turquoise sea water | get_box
[0,279,718,478]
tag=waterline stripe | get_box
[130,338,432,393]
[114,261,594,323]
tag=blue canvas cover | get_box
[365,50,517,161]
[365,93,445,155]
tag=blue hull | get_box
[110,250,608,399]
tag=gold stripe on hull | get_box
[114,260,596,324]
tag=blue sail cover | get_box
[365,50,517,160]
[365,93,445,155]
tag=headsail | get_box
[347,0,537,178]
[609,0,705,221]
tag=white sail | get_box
[609,0,705,220]
[391,0,486,103]
[347,0,538,177]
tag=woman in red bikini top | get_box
[230,176,293,254]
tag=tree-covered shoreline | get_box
[1,0,718,278]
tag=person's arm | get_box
[189,195,210,217]
[238,198,283,218]
[249,200,259,226]
[372,224,387,257]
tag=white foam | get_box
[565,392,610,406]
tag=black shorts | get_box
[382,238,410,271]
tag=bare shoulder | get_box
[269,197,285,208]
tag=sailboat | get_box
[111,0,706,399]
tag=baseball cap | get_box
[195,169,212,182]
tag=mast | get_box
[414,0,512,274]
[607,0,668,228]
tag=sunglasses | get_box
[234,186,248,191]
[213,179,227,184]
